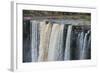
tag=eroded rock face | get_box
[23,20,31,62]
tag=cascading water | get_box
[64,25,72,60]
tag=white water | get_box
[64,25,72,60]
[38,21,52,61]
[31,20,39,62]
[48,24,64,61]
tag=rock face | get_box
[23,20,91,62]
[23,20,32,62]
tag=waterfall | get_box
[64,25,72,60]
[23,19,91,62]
[78,32,84,59]
[31,20,39,62]
[38,21,52,61]
[48,24,64,61]
[81,31,90,59]
[80,32,88,59]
